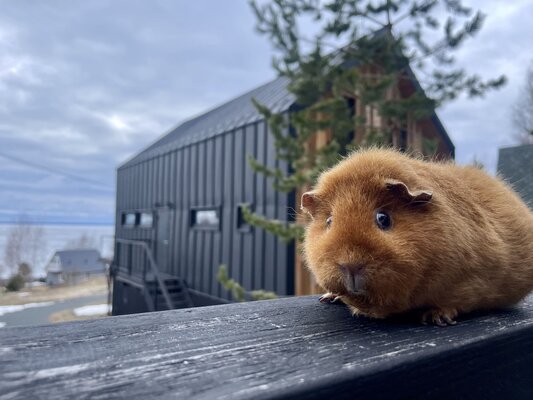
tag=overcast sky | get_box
[0,0,531,225]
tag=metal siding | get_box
[176,148,186,280]
[169,151,177,276]
[162,153,172,274]
[242,124,255,291]
[147,160,155,247]
[153,156,159,206]
[130,165,139,273]
[135,164,144,272]
[146,158,153,252]
[124,166,130,212]
[204,139,215,294]
[195,141,206,292]
[189,144,199,290]
[212,135,224,298]
[232,128,244,289]
[253,122,267,291]
[221,132,234,301]
[142,161,148,209]
[163,153,170,206]
[183,146,193,287]
[264,121,277,292]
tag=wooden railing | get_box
[113,238,174,311]
[1,295,532,399]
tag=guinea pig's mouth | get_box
[338,263,367,295]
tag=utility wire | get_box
[0,151,114,191]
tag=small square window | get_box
[122,213,136,227]
[139,212,153,228]
[191,208,220,230]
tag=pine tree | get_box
[244,0,506,242]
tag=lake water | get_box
[0,223,114,278]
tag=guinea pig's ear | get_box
[385,179,433,205]
[301,191,319,217]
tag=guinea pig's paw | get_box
[421,308,458,327]
[319,292,343,304]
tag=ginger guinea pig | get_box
[301,148,533,326]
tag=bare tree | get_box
[3,217,47,276]
[4,224,25,276]
[512,63,533,144]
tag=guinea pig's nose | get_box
[338,263,366,275]
[338,263,366,294]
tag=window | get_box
[139,212,153,228]
[122,213,136,227]
[236,204,252,232]
[191,208,220,230]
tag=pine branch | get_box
[217,265,278,302]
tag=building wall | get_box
[115,118,295,301]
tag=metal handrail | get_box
[114,238,174,310]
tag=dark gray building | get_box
[497,144,533,209]
[111,75,454,315]
[112,77,297,314]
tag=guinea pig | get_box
[301,148,533,326]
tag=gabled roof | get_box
[121,76,294,168]
[46,249,104,274]
[497,144,533,208]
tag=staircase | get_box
[114,238,194,313]
[147,277,194,311]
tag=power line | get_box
[0,151,114,191]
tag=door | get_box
[156,208,172,271]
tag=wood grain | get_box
[1,295,532,399]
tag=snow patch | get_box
[73,304,110,317]
[0,322,6,328]
[0,302,54,316]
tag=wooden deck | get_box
[1,295,532,399]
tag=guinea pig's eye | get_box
[326,216,333,229]
[375,211,392,230]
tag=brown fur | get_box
[301,148,533,324]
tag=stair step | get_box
[144,274,193,310]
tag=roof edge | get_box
[118,75,286,170]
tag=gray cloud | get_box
[0,0,530,223]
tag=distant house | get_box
[497,144,533,209]
[45,249,105,285]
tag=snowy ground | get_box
[0,301,55,317]
[73,304,110,317]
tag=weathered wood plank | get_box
[1,295,532,399]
